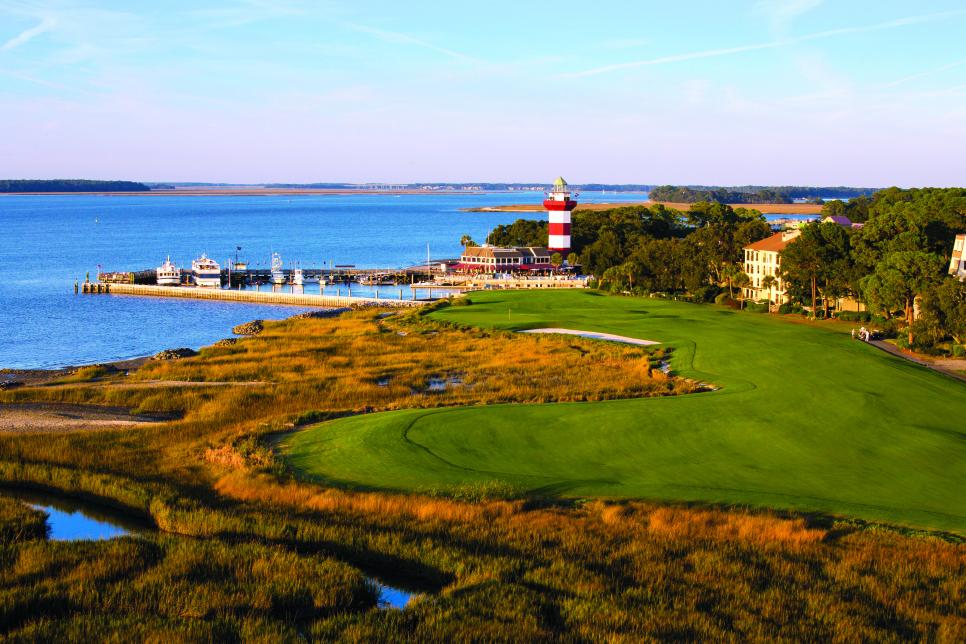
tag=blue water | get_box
[375,581,413,609]
[0,191,648,369]
[2,489,149,540]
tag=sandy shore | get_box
[0,357,150,388]
[462,201,824,215]
[0,403,172,434]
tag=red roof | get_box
[745,231,796,253]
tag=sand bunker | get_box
[521,328,659,346]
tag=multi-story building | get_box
[949,234,966,279]
[742,229,801,304]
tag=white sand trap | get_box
[521,328,659,346]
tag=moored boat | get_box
[156,256,182,286]
[292,267,304,286]
[270,253,286,285]
[191,254,221,288]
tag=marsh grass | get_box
[0,308,962,639]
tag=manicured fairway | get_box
[280,290,966,532]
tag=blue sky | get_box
[1,0,964,185]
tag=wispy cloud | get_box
[0,15,55,52]
[0,66,65,89]
[755,0,825,36]
[599,37,651,50]
[345,23,483,64]
[880,59,966,88]
[565,9,966,78]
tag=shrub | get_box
[952,345,965,358]
[778,303,803,315]
[714,292,733,306]
[836,311,872,323]
[744,301,769,314]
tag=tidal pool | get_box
[3,489,152,541]
[374,580,414,609]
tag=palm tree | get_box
[761,275,777,311]
[734,271,751,309]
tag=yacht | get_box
[292,266,304,286]
[270,253,286,285]
[156,257,182,286]
[191,254,222,288]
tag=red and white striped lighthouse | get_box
[544,176,577,260]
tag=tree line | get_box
[649,185,793,204]
[0,180,151,192]
[484,187,966,353]
[649,185,878,204]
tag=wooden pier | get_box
[82,283,426,308]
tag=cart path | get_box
[869,340,966,383]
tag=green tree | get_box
[761,275,777,310]
[781,230,823,318]
[913,279,966,346]
[720,263,742,300]
[781,223,855,318]
[550,252,563,269]
[580,230,624,277]
[734,271,751,309]
[860,251,945,344]
[460,234,478,248]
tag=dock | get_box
[82,283,426,308]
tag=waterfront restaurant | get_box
[456,245,554,273]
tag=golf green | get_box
[280,290,966,532]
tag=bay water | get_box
[1,191,647,369]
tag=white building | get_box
[742,230,801,304]
[950,234,966,279]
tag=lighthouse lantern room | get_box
[544,176,578,260]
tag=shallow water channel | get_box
[3,488,152,540]
[3,488,416,609]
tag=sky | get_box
[1,0,964,186]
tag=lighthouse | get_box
[544,176,577,261]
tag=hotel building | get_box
[742,230,801,304]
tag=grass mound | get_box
[282,290,966,532]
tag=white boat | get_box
[292,267,304,286]
[302,272,320,284]
[156,256,182,286]
[270,253,286,285]
[191,254,221,288]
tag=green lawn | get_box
[280,290,966,533]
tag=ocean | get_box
[1,191,648,369]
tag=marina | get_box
[0,191,615,369]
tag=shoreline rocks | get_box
[290,308,351,320]
[151,348,198,361]
[232,320,264,336]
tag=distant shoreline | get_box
[462,201,825,215]
[0,188,488,197]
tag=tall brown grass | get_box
[0,308,962,639]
